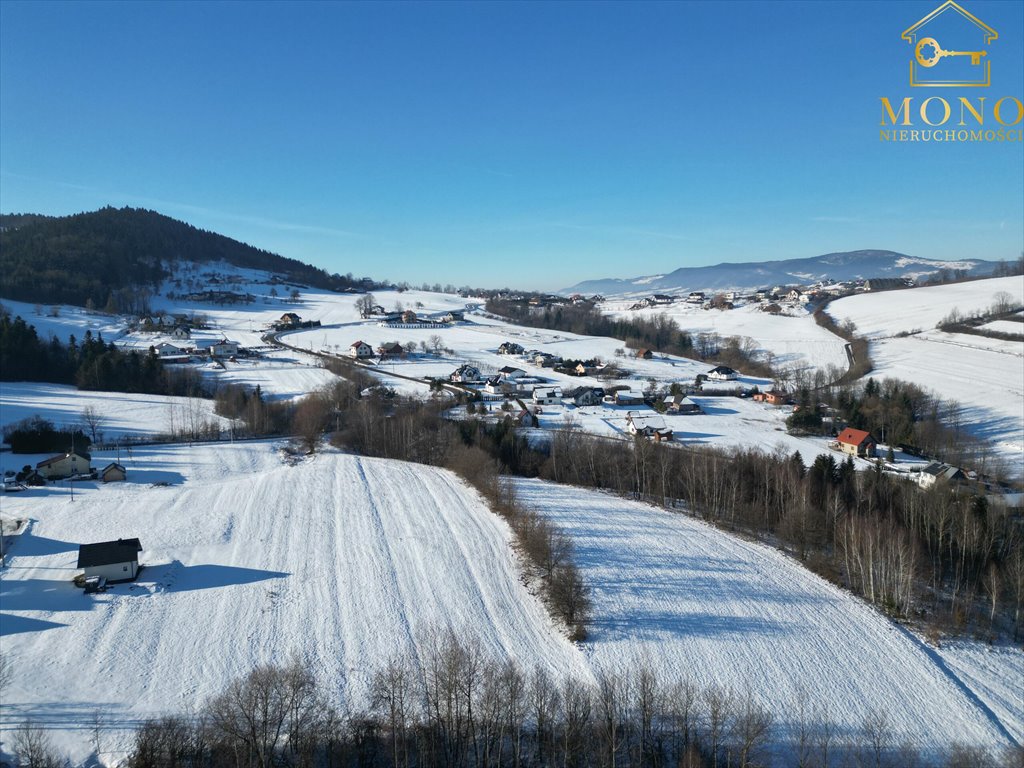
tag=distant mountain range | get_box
[0,207,376,308]
[562,250,1007,297]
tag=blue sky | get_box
[1,0,1021,290]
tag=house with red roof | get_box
[836,427,877,458]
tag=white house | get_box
[171,325,191,341]
[210,340,240,358]
[77,538,142,582]
[532,386,562,405]
[706,365,739,381]
[498,366,526,380]
[450,364,481,383]
[918,462,966,489]
[154,342,186,358]
[483,376,508,395]
[348,341,374,359]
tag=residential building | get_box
[836,427,877,458]
[36,451,92,480]
[77,538,143,582]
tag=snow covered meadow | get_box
[0,442,585,763]
[600,299,849,374]
[0,441,1019,764]
[828,276,1024,472]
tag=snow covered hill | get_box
[600,299,849,374]
[1,442,1017,763]
[0,442,586,763]
[516,478,1022,756]
[828,276,1024,472]
[563,250,1004,297]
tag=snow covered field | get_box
[515,478,1022,757]
[829,277,1024,472]
[828,276,1023,339]
[1,441,1017,764]
[0,383,230,439]
[0,442,585,764]
[600,300,849,373]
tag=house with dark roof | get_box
[836,428,877,458]
[707,365,739,381]
[376,342,405,358]
[77,538,143,582]
[918,462,967,489]
[498,366,526,380]
[568,386,604,406]
[450,364,481,383]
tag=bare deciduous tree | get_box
[81,405,106,445]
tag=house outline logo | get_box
[902,1,997,87]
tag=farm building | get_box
[77,538,143,583]
[836,428,877,458]
[635,348,653,359]
[377,342,405,358]
[36,451,92,480]
[100,463,127,483]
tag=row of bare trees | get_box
[541,424,1022,637]
[2,642,978,767]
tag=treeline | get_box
[13,647,1017,768]
[218,366,1020,638]
[786,374,1005,475]
[0,206,385,308]
[486,300,776,379]
[539,431,1023,637]
[0,311,205,396]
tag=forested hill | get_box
[0,206,371,307]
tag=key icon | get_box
[915,37,987,67]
